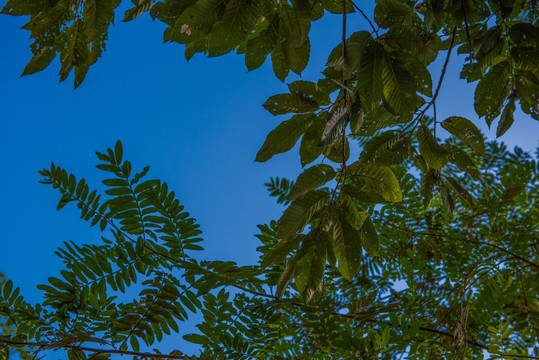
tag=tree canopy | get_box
[1,0,539,358]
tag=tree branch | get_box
[0,339,194,360]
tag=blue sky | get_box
[1,2,539,356]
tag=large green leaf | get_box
[263,93,318,115]
[358,41,385,111]
[277,190,329,240]
[319,106,349,146]
[417,125,448,169]
[299,115,326,167]
[207,0,260,56]
[288,164,335,201]
[294,236,326,302]
[441,116,486,156]
[382,54,416,115]
[261,235,302,268]
[446,177,474,206]
[256,114,315,162]
[374,0,412,29]
[276,252,300,298]
[288,80,331,105]
[447,146,481,179]
[291,0,311,47]
[360,216,379,257]
[350,163,403,202]
[474,61,510,126]
[329,211,364,281]
[245,15,280,71]
[497,95,516,137]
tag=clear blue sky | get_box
[1,1,538,355]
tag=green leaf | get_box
[446,146,480,178]
[294,236,326,302]
[256,114,315,162]
[421,169,437,207]
[291,0,311,47]
[263,93,319,115]
[207,0,260,56]
[348,163,403,202]
[261,236,302,268]
[382,53,416,115]
[277,252,300,298]
[123,0,152,21]
[358,40,385,111]
[245,15,279,71]
[446,177,474,206]
[288,164,335,201]
[438,183,455,212]
[501,183,526,204]
[329,211,363,280]
[299,116,326,167]
[441,116,485,156]
[359,130,400,163]
[474,61,510,126]
[417,125,448,169]
[2,280,13,299]
[22,47,56,76]
[288,80,331,105]
[374,0,412,28]
[473,26,502,59]
[361,216,379,257]
[497,95,516,137]
[183,333,207,345]
[319,106,349,146]
[277,190,329,240]
[271,41,289,81]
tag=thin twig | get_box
[414,27,457,123]
[461,0,474,67]
[0,339,192,360]
[347,0,379,37]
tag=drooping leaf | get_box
[245,15,279,71]
[446,176,474,206]
[358,40,385,111]
[294,236,326,302]
[291,0,311,47]
[361,216,379,257]
[497,95,516,137]
[438,183,455,212]
[299,114,327,167]
[420,168,437,207]
[416,125,448,169]
[474,61,510,126]
[382,53,416,115]
[277,252,300,298]
[329,210,363,280]
[441,116,485,156]
[319,106,349,146]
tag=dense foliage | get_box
[1,0,538,358]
